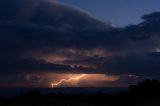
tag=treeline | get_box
[1,79,160,106]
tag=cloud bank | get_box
[0,0,160,87]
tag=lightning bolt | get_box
[51,74,86,88]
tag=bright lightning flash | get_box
[51,74,86,88]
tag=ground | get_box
[136,98,160,106]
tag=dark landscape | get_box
[0,80,160,106]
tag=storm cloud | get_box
[0,0,160,87]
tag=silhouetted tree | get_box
[129,79,160,103]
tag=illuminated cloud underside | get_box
[49,74,120,88]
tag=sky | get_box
[60,0,160,26]
[0,0,160,88]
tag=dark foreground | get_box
[1,79,160,106]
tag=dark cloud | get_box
[0,0,109,75]
[98,53,160,76]
[0,58,70,74]
[0,0,160,87]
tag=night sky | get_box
[0,0,160,88]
